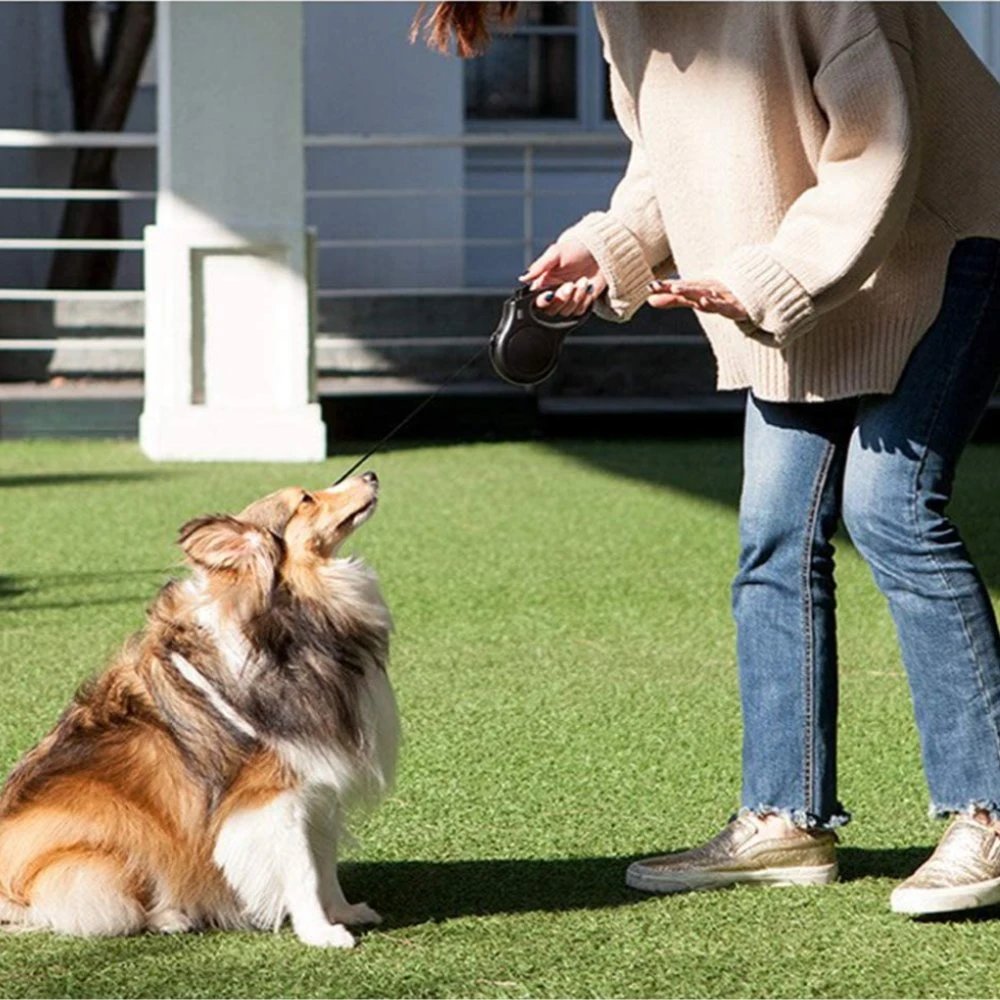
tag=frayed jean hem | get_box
[929,800,1000,824]
[738,804,851,832]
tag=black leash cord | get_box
[333,345,487,484]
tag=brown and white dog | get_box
[0,472,398,948]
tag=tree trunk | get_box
[47,2,155,290]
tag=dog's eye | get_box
[299,492,317,507]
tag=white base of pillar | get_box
[140,221,324,463]
[140,404,326,462]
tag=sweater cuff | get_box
[561,211,655,323]
[718,245,817,347]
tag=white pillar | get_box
[140,0,325,462]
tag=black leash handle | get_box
[333,345,486,484]
[332,284,590,484]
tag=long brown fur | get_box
[0,475,396,941]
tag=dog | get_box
[0,472,398,948]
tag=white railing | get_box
[1,130,695,364]
[0,129,156,148]
[305,130,628,286]
[0,130,155,308]
[0,128,627,297]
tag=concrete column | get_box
[140,0,325,462]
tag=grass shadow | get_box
[543,430,1000,595]
[0,576,30,600]
[0,471,165,489]
[913,903,1000,924]
[0,594,154,614]
[548,436,743,509]
[0,569,172,612]
[836,847,1000,923]
[344,851,1000,930]
[340,856,641,927]
[838,845,934,881]
[12,569,170,585]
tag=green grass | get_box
[2,436,1000,998]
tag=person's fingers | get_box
[534,287,560,311]
[706,298,749,321]
[535,281,574,314]
[646,292,694,310]
[530,268,570,292]
[649,279,748,320]
[666,279,725,296]
[535,279,593,316]
[562,278,596,316]
[651,279,704,302]
[562,276,594,316]
[648,279,695,310]
[646,294,694,309]
[519,245,560,286]
[534,289,557,310]
[685,288,748,320]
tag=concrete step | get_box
[0,295,715,397]
[0,376,740,442]
[4,377,999,444]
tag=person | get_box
[415,2,1000,916]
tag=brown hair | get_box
[410,2,519,58]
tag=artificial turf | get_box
[1,436,1000,998]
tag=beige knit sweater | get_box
[563,2,1000,402]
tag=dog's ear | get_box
[178,515,281,572]
[237,490,301,537]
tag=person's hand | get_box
[647,278,749,322]
[519,238,608,317]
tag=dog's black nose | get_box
[362,471,379,486]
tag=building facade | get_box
[0,2,998,442]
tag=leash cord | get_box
[333,345,487,484]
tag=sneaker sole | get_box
[890,875,1000,916]
[625,862,838,895]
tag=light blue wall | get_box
[303,1,464,290]
[941,2,1000,74]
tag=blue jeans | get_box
[734,237,1000,829]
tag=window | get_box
[464,2,614,129]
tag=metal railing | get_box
[0,128,628,297]
[0,129,156,308]
[0,130,702,368]
[307,131,628,292]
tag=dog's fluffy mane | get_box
[2,534,393,819]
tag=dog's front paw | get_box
[328,901,381,926]
[295,921,357,949]
[148,908,194,934]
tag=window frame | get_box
[464,1,619,133]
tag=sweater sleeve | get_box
[717,28,921,348]
[559,78,674,322]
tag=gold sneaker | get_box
[891,816,1000,916]
[626,813,838,895]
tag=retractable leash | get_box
[489,283,592,386]
[333,285,592,484]
[332,345,486,484]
